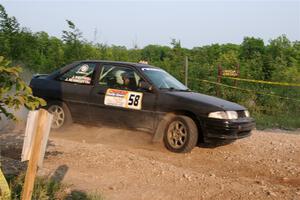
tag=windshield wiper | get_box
[176,88,191,92]
[159,87,191,92]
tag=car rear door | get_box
[55,62,98,122]
[89,63,157,131]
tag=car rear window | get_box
[58,63,96,85]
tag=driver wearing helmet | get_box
[121,71,137,90]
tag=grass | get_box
[5,173,104,200]
[254,113,300,130]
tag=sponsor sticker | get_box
[66,75,91,84]
[104,88,143,110]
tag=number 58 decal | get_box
[127,92,143,110]
[104,89,143,110]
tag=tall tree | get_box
[240,37,265,60]
[62,20,83,62]
[0,4,20,59]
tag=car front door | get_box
[89,64,157,131]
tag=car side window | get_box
[99,65,144,91]
[58,63,96,85]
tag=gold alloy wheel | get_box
[48,105,65,129]
[167,121,187,149]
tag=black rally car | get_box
[30,60,255,153]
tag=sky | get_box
[1,0,299,48]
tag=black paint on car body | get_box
[30,60,255,152]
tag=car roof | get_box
[77,60,160,69]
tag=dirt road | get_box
[1,124,300,200]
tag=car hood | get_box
[167,91,246,111]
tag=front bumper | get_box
[202,117,255,142]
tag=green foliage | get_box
[240,37,265,60]
[8,173,104,200]
[0,56,46,120]
[0,4,20,60]
[10,174,59,200]
[217,50,239,69]
[62,20,85,63]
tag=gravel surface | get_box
[1,124,300,200]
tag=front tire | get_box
[163,115,198,153]
[47,101,72,130]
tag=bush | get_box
[8,173,103,200]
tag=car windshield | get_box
[141,68,189,91]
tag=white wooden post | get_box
[21,109,52,200]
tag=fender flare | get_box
[152,113,176,143]
[152,111,204,143]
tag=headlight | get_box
[208,111,238,120]
[208,111,228,119]
[244,110,250,118]
[226,111,238,119]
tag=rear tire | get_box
[47,101,72,130]
[163,115,198,153]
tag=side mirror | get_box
[139,81,153,91]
